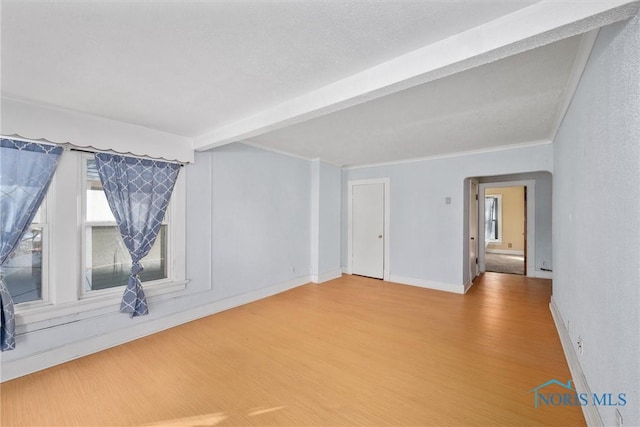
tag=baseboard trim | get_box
[486,249,525,255]
[535,270,553,279]
[341,266,349,275]
[389,275,465,294]
[549,297,603,426]
[1,276,310,382]
[463,278,477,294]
[311,269,343,284]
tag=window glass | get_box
[486,196,500,241]
[84,157,168,291]
[4,202,46,304]
[4,226,44,304]
[86,159,115,222]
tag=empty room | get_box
[1,1,639,426]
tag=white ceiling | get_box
[2,1,638,166]
[248,34,582,166]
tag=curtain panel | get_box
[94,153,180,317]
[0,139,63,351]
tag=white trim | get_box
[534,270,553,279]
[80,152,175,296]
[468,179,479,282]
[549,30,599,142]
[479,180,536,278]
[2,98,194,163]
[0,134,61,147]
[486,249,525,256]
[310,160,320,278]
[2,276,309,382]
[344,140,552,170]
[194,1,638,150]
[347,178,391,281]
[389,275,465,295]
[341,266,349,275]
[12,150,188,326]
[463,279,476,294]
[241,140,315,163]
[15,281,188,332]
[311,269,343,284]
[550,298,603,427]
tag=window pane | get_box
[86,158,116,222]
[31,205,43,224]
[4,227,43,304]
[86,225,167,291]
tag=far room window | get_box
[83,155,168,293]
[3,204,47,304]
[485,195,502,243]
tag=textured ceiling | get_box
[1,1,536,137]
[2,1,636,166]
[248,35,582,166]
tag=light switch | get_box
[445,197,451,205]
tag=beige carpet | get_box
[485,253,525,275]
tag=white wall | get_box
[1,98,194,163]
[2,142,316,380]
[206,143,311,297]
[187,142,314,302]
[310,160,342,282]
[552,14,640,427]
[342,143,553,291]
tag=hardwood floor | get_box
[1,273,585,426]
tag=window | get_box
[3,205,47,304]
[83,156,168,293]
[485,195,502,243]
[11,148,186,326]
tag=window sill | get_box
[15,280,188,331]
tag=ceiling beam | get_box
[194,0,640,151]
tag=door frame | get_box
[469,179,479,281]
[478,180,535,277]
[347,178,390,281]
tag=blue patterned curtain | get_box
[0,139,63,351]
[94,153,180,317]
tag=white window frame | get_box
[80,154,172,298]
[13,149,187,328]
[485,194,503,244]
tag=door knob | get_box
[378,235,383,238]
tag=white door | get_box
[352,183,384,279]
[469,180,479,280]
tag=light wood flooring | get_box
[1,273,584,426]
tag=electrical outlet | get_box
[577,337,583,355]
[290,265,296,273]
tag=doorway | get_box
[478,179,536,278]
[347,178,390,281]
[484,185,526,275]
[469,179,479,281]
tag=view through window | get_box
[84,157,168,292]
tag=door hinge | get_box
[475,257,478,264]
[475,194,478,200]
